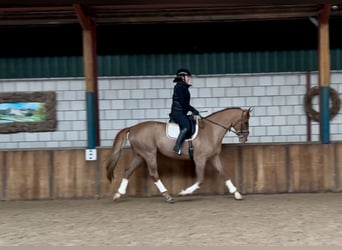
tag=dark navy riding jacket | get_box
[169,80,198,132]
[170,80,198,115]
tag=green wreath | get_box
[304,86,341,122]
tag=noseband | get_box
[230,123,249,138]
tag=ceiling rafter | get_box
[0,2,342,26]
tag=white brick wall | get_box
[0,71,342,149]
[0,78,87,149]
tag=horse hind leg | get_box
[179,160,205,196]
[113,154,143,201]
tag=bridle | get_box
[199,109,249,138]
[230,117,250,138]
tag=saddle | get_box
[166,115,199,140]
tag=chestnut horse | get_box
[106,107,252,203]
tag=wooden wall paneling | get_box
[320,144,336,191]
[6,150,50,200]
[333,143,342,191]
[262,145,287,193]
[289,144,335,192]
[53,149,97,198]
[79,154,98,198]
[289,144,311,192]
[0,151,4,200]
[240,145,256,193]
[1,142,340,201]
[240,145,287,194]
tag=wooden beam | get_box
[73,3,92,30]
[74,3,100,147]
[318,3,331,87]
[318,4,331,144]
[83,23,100,147]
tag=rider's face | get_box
[184,75,191,84]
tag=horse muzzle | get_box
[237,131,249,143]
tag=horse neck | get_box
[208,108,242,128]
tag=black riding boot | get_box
[173,128,188,155]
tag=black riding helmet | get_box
[176,68,191,77]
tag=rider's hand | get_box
[193,110,199,116]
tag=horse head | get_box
[230,107,252,143]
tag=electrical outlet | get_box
[85,149,97,161]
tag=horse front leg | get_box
[225,179,243,200]
[146,154,175,204]
[209,155,243,200]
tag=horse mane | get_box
[204,107,242,118]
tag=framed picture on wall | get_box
[0,91,56,133]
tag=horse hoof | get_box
[113,193,121,201]
[178,190,187,196]
[234,191,243,200]
[165,196,176,204]
[162,192,176,203]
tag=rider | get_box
[169,68,200,155]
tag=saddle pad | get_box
[166,122,199,140]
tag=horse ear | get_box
[248,107,253,113]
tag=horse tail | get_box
[106,127,130,183]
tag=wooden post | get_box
[74,4,99,148]
[318,4,331,144]
[306,72,311,142]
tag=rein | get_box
[201,116,230,131]
[200,109,249,136]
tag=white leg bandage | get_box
[225,179,237,193]
[179,182,200,195]
[154,179,167,193]
[118,178,129,194]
